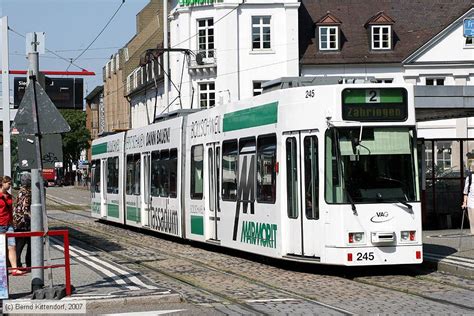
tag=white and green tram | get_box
[91,83,422,266]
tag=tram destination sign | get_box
[341,88,407,122]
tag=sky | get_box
[1,0,150,96]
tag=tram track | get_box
[46,208,353,315]
[46,200,474,314]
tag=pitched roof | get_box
[85,85,103,101]
[316,12,342,25]
[299,0,474,65]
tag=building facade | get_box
[85,85,103,161]
[297,0,474,228]
[128,0,300,127]
[102,50,129,132]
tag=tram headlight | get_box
[348,232,364,244]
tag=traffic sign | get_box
[18,134,63,169]
[464,19,474,37]
[12,81,71,135]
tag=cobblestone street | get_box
[41,186,474,315]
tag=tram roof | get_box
[262,77,474,122]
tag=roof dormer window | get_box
[371,25,391,50]
[366,11,395,51]
[316,12,342,52]
[319,26,339,50]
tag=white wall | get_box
[131,85,164,128]
[166,0,299,113]
[415,22,474,63]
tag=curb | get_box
[81,293,183,310]
[422,253,474,278]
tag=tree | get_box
[60,109,90,170]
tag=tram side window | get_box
[126,154,141,195]
[191,145,204,199]
[134,154,141,195]
[159,150,170,197]
[107,157,119,194]
[222,140,238,201]
[257,134,276,203]
[304,136,319,220]
[286,138,298,218]
[126,155,134,195]
[151,151,160,197]
[91,160,101,193]
[170,149,178,198]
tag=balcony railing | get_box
[189,49,217,68]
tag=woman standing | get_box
[0,176,25,275]
[13,173,31,270]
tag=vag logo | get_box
[370,211,393,223]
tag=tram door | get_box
[205,143,220,241]
[141,152,151,227]
[285,131,321,257]
[100,159,107,218]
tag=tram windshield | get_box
[325,127,419,204]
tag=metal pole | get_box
[1,17,11,177]
[458,207,466,251]
[163,0,169,113]
[28,35,46,291]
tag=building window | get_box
[375,79,393,83]
[252,16,271,50]
[466,37,474,46]
[426,78,445,86]
[199,82,215,108]
[436,144,452,170]
[124,47,129,61]
[319,26,338,50]
[371,26,391,50]
[253,81,263,96]
[198,18,214,58]
[116,54,120,70]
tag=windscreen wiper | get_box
[346,190,357,215]
[397,199,413,211]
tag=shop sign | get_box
[179,0,222,7]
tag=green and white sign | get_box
[179,0,222,7]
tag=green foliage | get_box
[60,109,90,167]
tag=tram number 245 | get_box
[356,252,375,261]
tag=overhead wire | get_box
[8,26,88,71]
[66,0,126,71]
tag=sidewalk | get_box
[4,237,180,314]
[423,229,474,278]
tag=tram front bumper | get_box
[325,245,423,266]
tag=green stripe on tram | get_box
[343,89,404,104]
[126,206,140,222]
[92,143,107,155]
[191,215,204,235]
[223,101,278,132]
[108,204,119,218]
